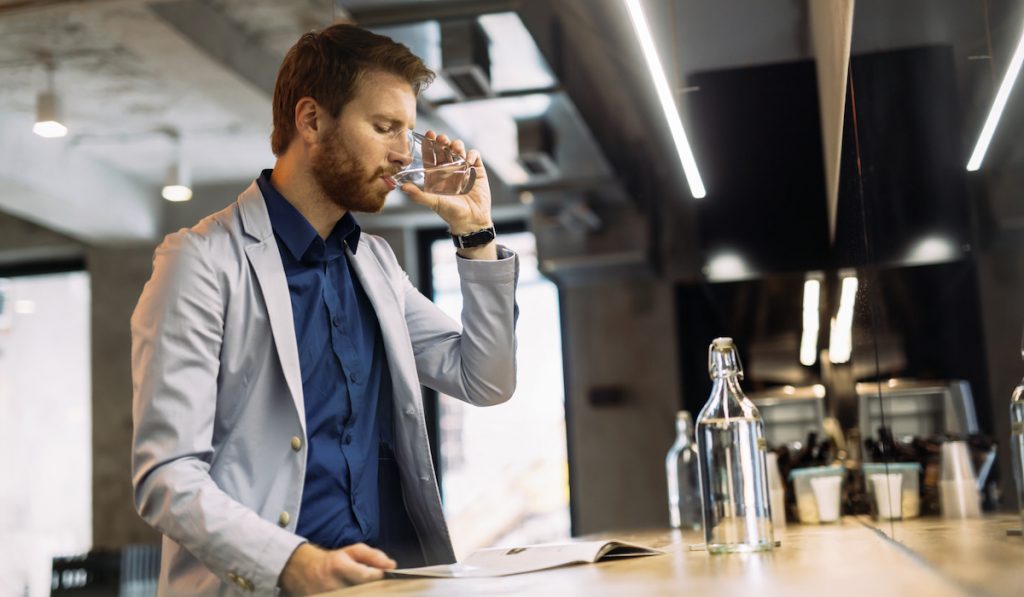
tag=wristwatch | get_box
[451,226,496,249]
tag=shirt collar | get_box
[257,169,361,261]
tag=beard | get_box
[310,125,391,213]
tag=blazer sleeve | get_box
[130,232,304,596]
[398,243,519,406]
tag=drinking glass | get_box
[388,131,476,195]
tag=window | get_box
[0,271,91,597]
[429,232,570,558]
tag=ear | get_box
[294,97,323,144]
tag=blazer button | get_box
[279,511,290,526]
[291,436,302,451]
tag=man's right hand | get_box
[278,542,397,595]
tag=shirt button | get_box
[278,511,290,526]
[332,315,342,327]
[404,408,415,416]
[344,435,353,445]
[290,436,302,451]
[349,372,358,383]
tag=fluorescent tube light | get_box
[623,0,706,198]
[967,21,1024,171]
[800,279,821,366]
[828,276,858,364]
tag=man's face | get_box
[310,70,417,213]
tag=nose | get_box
[387,131,414,168]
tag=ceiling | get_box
[0,0,1020,267]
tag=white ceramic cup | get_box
[870,472,904,520]
[809,476,842,523]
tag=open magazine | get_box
[386,540,664,579]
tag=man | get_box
[131,24,518,596]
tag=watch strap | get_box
[451,226,496,249]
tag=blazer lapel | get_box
[347,242,418,408]
[237,183,306,434]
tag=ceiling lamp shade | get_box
[161,129,192,202]
[33,90,67,138]
[161,162,192,202]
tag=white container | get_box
[766,452,787,530]
[810,476,842,522]
[940,441,981,519]
[870,473,904,520]
[863,462,921,520]
[788,466,845,524]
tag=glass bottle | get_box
[696,337,774,553]
[666,411,703,531]
[1011,327,1024,532]
[1012,376,1024,531]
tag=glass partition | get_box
[674,0,1022,539]
[429,231,570,558]
[846,0,1021,536]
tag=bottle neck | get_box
[675,413,694,442]
[708,346,743,380]
[703,375,754,421]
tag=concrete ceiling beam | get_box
[0,114,160,243]
[148,0,280,97]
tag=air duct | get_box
[440,19,494,100]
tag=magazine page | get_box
[386,540,663,579]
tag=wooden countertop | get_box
[320,516,1024,596]
[865,514,1023,596]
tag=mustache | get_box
[373,167,403,179]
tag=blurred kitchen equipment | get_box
[748,385,826,450]
[857,379,978,450]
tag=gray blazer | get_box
[131,182,518,596]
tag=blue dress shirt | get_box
[258,170,394,549]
